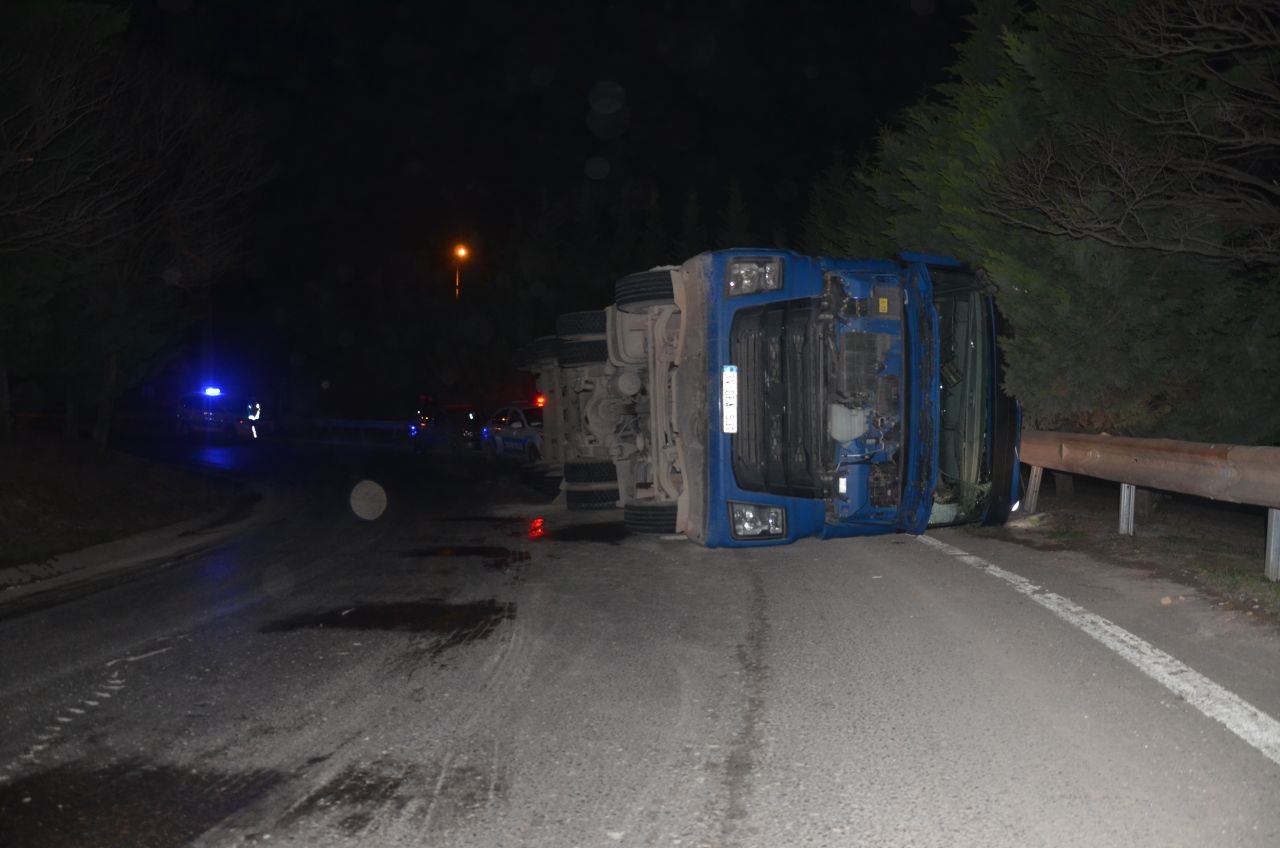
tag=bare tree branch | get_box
[987,1,1280,269]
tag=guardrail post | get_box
[1119,483,1136,536]
[1024,466,1044,514]
[1267,509,1280,582]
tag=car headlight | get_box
[727,258,783,297]
[729,502,786,539]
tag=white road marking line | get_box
[105,647,172,667]
[1,674,129,781]
[918,534,1280,768]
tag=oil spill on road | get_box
[261,599,516,653]
[278,754,507,838]
[0,760,284,848]
[438,515,529,525]
[398,545,530,571]
[278,762,421,837]
[536,521,628,545]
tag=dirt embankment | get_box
[0,434,236,567]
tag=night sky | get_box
[134,0,974,412]
[147,0,970,263]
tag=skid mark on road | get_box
[919,535,1280,769]
[718,569,770,846]
[413,743,510,837]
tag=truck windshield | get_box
[930,271,993,525]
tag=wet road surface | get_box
[2,442,1279,846]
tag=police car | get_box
[176,387,265,441]
[481,398,545,463]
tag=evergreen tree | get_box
[716,180,753,248]
[608,190,639,275]
[636,191,668,268]
[675,191,707,260]
[801,153,892,257]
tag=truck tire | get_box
[624,501,678,534]
[555,310,607,339]
[616,269,675,312]
[524,467,562,496]
[538,472,563,496]
[557,339,608,366]
[566,488,620,510]
[514,335,558,369]
[563,460,617,483]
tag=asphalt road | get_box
[2,442,1279,847]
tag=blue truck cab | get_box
[600,248,1020,547]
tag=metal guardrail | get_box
[1020,431,1280,581]
[291,419,408,445]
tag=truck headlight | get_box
[727,258,783,296]
[729,502,786,539]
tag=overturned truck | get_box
[516,248,1021,547]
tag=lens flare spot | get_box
[349,480,388,521]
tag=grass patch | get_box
[1189,560,1280,616]
[1047,523,1088,543]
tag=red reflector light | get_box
[529,517,545,539]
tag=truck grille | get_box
[729,300,824,497]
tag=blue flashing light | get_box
[203,386,222,397]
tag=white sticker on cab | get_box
[722,365,739,434]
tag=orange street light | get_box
[453,243,469,299]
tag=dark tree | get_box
[675,191,708,261]
[716,179,753,248]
